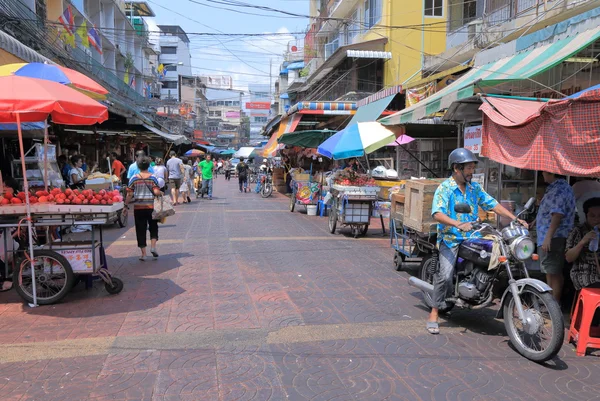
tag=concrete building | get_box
[157,25,192,101]
[246,84,271,142]
[205,88,243,147]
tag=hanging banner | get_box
[406,81,436,107]
[464,125,483,154]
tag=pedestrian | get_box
[125,156,161,261]
[127,150,155,180]
[179,157,193,204]
[194,157,202,198]
[224,160,231,181]
[110,152,126,182]
[69,155,97,190]
[152,158,168,193]
[566,197,600,291]
[236,159,249,192]
[166,151,183,206]
[572,177,600,224]
[535,171,576,304]
[199,154,215,200]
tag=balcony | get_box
[325,38,340,60]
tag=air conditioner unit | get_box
[467,20,483,42]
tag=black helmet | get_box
[448,148,479,170]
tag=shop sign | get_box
[225,111,240,118]
[406,82,436,107]
[246,102,270,110]
[464,125,483,154]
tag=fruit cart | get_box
[289,172,321,213]
[0,197,125,305]
[328,184,379,238]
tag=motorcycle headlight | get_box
[510,236,535,261]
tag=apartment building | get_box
[246,84,271,142]
[158,25,192,101]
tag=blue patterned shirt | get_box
[536,179,575,246]
[432,177,498,248]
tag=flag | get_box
[87,25,103,54]
[157,64,165,78]
[60,28,76,48]
[129,74,136,88]
[123,70,129,85]
[77,20,89,48]
[58,5,74,34]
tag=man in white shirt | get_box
[127,150,155,180]
[166,151,183,205]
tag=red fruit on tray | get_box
[65,189,73,196]
[73,198,82,205]
[47,195,54,202]
[82,189,92,198]
[11,198,22,204]
[51,188,61,196]
[94,194,103,201]
[112,196,121,203]
[1,198,9,205]
[107,199,113,205]
[56,199,64,204]
[17,192,26,200]
[63,199,71,204]
[38,196,48,203]
[82,199,89,205]
[57,193,66,200]
[90,199,100,205]
[100,200,107,205]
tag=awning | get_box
[280,93,289,99]
[287,61,305,70]
[142,124,189,145]
[285,101,357,117]
[279,69,288,75]
[480,90,600,177]
[381,25,600,125]
[346,50,392,59]
[262,114,282,136]
[234,147,256,159]
[348,94,396,125]
[404,63,472,90]
[262,113,302,157]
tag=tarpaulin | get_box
[262,113,302,157]
[480,90,600,177]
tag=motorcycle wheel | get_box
[503,287,564,362]
[289,193,296,212]
[419,255,453,313]
[261,183,273,198]
[328,208,337,234]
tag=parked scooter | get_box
[409,198,564,362]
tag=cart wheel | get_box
[352,226,360,238]
[105,277,124,295]
[328,208,337,234]
[393,251,404,271]
[15,250,74,305]
[361,224,369,236]
[289,193,296,212]
[116,208,128,228]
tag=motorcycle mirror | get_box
[454,203,472,214]
[524,197,536,211]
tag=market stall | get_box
[0,75,123,306]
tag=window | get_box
[448,0,476,31]
[161,81,178,89]
[232,101,240,106]
[160,46,177,54]
[254,117,268,123]
[424,0,444,17]
[348,9,360,42]
[363,0,382,29]
[216,101,225,106]
[164,65,177,72]
[209,110,222,117]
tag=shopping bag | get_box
[152,195,175,220]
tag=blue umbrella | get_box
[317,122,397,160]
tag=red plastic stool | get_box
[568,288,600,356]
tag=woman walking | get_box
[152,158,168,193]
[179,157,193,203]
[125,157,161,261]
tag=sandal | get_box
[426,321,440,335]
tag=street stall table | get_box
[0,202,124,305]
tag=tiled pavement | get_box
[1,177,599,400]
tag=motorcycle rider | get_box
[427,148,527,334]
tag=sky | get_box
[145,0,309,94]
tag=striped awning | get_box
[380,26,600,125]
[285,101,357,116]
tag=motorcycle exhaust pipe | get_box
[408,276,434,294]
[400,262,422,270]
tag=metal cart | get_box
[289,178,321,213]
[328,185,378,238]
[389,217,437,271]
[0,203,125,305]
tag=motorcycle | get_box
[260,171,273,198]
[409,198,564,362]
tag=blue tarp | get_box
[280,93,289,99]
[287,61,305,70]
[0,122,45,131]
[566,84,600,99]
[279,69,288,75]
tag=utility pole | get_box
[269,58,273,104]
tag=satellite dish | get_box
[291,45,298,52]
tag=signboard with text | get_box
[464,125,483,154]
[225,111,241,118]
[245,102,270,110]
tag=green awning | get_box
[348,94,397,125]
[380,25,600,125]
[278,130,337,149]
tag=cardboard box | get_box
[403,179,445,233]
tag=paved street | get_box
[0,177,599,401]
